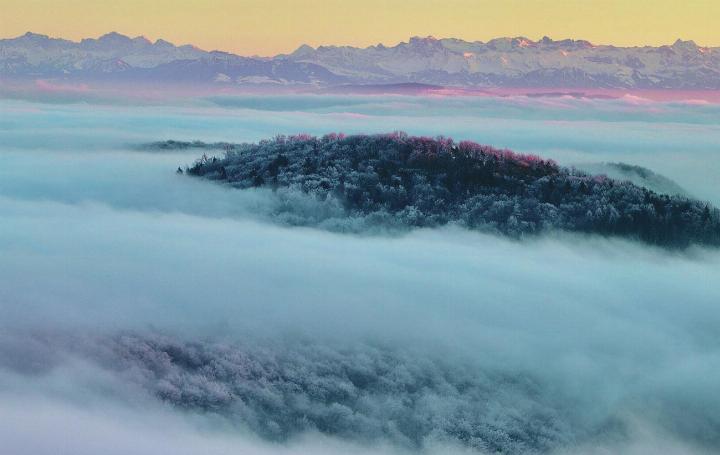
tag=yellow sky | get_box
[3,0,719,55]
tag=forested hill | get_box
[167,133,719,248]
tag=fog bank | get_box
[1,98,719,453]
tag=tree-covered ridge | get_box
[179,133,720,248]
[90,332,569,454]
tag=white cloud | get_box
[1,97,719,453]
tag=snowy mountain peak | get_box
[291,44,315,57]
[132,35,152,45]
[20,31,50,41]
[407,36,443,47]
[153,38,175,48]
[2,32,719,90]
[485,37,534,50]
[409,35,438,43]
[97,32,133,43]
[672,38,698,50]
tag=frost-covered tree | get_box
[169,133,720,248]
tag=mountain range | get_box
[2,32,719,90]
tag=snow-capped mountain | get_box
[1,32,204,73]
[286,35,720,89]
[2,32,719,89]
[0,32,345,86]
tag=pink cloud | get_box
[34,79,92,93]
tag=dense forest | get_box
[165,133,720,248]
[90,332,568,454]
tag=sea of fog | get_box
[1,94,719,454]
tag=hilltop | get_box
[155,133,720,248]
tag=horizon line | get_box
[5,30,715,58]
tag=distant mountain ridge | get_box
[0,32,344,86]
[2,32,719,89]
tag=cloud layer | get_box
[1,95,719,454]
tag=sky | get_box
[3,0,720,56]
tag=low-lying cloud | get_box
[1,97,719,454]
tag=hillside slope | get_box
[169,133,720,248]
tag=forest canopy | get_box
[158,133,720,248]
